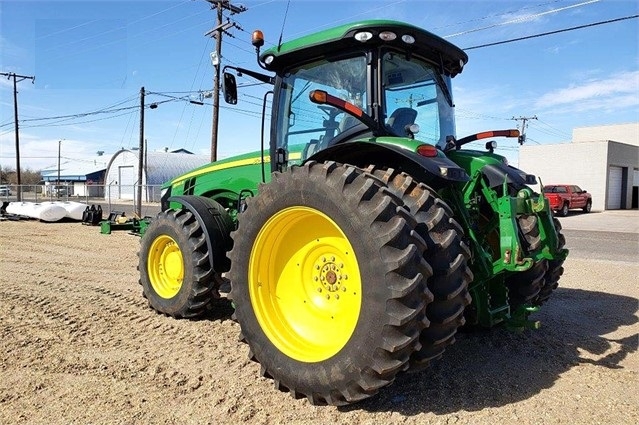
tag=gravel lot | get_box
[0,219,637,424]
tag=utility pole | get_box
[57,140,62,196]
[1,72,35,201]
[204,0,247,162]
[137,86,145,218]
[511,115,538,145]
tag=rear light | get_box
[309,90,327,103]
[417,144,438,157]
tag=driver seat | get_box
[387,108,417,136]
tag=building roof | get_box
[105,149,210,186]
[144,151,210,185]
[41,157,108,182]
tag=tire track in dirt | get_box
[1,270,255,402]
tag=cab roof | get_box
[260,20,468,77]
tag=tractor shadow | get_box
[200,297,235,322]
[345,287,638,416]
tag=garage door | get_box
[118,165,135,200]
[607,166,623,209]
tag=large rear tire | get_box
[228,161,430,406]
[138,209,219,318]
[366,167,472,371]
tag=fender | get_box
[168,195,234,273]
[308,140,469,186]
[482,163,537,189]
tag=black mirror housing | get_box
[223,73,238,105]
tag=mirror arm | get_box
[222,65,274,85]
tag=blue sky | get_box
[1,0,637,171]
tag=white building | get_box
[520,123,639,211]
[104,149,210,201]
[40,156,108,197]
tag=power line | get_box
[446,0,600,38]
[433,0,563,31]
[464,14,639,50]
[534,118,572,139]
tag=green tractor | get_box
[138,20,567,405]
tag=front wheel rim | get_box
[147,235,184,299]
[249,206,362,363]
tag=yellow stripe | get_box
[172,152,302,186]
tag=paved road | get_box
[563,229,638,263]
[556,209,639,233]
[555,210,639,263]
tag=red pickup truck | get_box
[543,184,592,216]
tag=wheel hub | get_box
[315,257,349,299]
[148,235,184,299]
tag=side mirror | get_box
[223,72,237,105]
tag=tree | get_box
[0,165,41,185]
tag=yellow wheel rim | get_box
[147,235,184,299]
[249,206,362,363]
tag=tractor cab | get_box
[223,20,468,172]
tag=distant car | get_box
[0,185,12,196]
[53,186,69,196]
[543,184,592,216]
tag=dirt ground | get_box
[0,220,637,425]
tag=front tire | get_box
[559,202,569,217]
[506,214,547,310]
[583,200,592,213]
[535,217,566,305]
[228,162,430,405]
[138,209,218,318]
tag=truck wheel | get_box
[367,167,472,371]
[535,217,566,305]
[228,161,429,406]
[583,200,592,213]
[559,202,569,217]
[138,209,218,318]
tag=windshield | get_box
[381,50,456,148]
[275,55,367,157]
